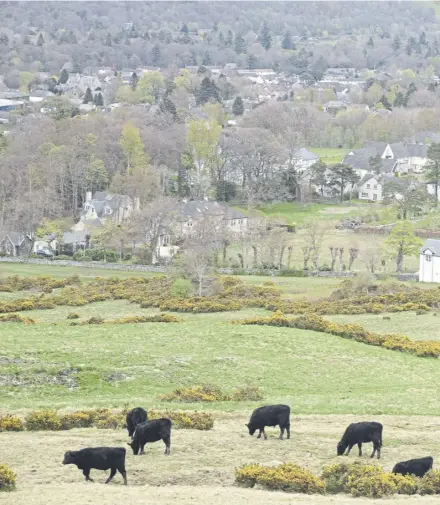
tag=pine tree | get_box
[232,96,244,116]
[258,22,272,50]
[37,33,44,46]
[247,54,259,69]
[196,77,221,105]
[181,23,189,34]
[218,31,225,46]
[367,36,374,48]
[94,92,104,107]
[130,72,139,90]
[403,82,417,107]
[379,94,392,110]
[59,69,69,84]
[83,87,94,104]
[104,33,112,46]
[392,35,401,52]
[394,91,405,107]
[226,30,233,47]
[202,51,212,66]
[151,44,161,66]
[419,31,427,45]
[0,33,9,46]
[159,97,177,120]
[282,32,293,50]
[234,34,247,54]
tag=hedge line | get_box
[236,461,440,497]
[158,384,264,402]
[0,408,214,432]
[236,311,440,358]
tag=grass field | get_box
[1,265,440,502]
[308,147,349,165]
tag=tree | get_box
[137,71,165,104]
[282,32,293,50]
[383,179,429,219]
[90,221,119,262]
[258,22,272,50]
[385,222,422,272]
[392,35,401,52]
[232,96,244,116]
[181,23,189,34]
[328,163,359,202]
[159,97,178,121]
[234,34,247,54]
[183,243,215,296]
[367,36,374,48]
[0,33,9,46]
[120,123,148,173]
[37,33,44,46]
[303,222,326,270]
[59,69,69,84]
[151,44,161,66]
[309,160,328,196]
[426,143,440,205]
[369,155,383,174]
[202,51,212,66]
[83,87,93,104]
[94,93,104,107]
[196,77,221,105]
[130,72,139,90]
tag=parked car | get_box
[36,249,54,259]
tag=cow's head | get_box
[62,451,76,465]
[127,439,139,455]
[245,423,256,436]
[337,440,347,456]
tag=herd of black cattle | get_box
[62,404,434,486]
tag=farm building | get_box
[419,239,440,283]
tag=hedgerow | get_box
[236,463,325,494]
[0,415,24,432]
[158,383,264,402]
[149,409,214,430]
[236,312,440,358]
[0,313,35,324]
[25,410,61,431]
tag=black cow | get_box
[337,422,383,459]
[246,404,290,440]
[393,457,433,478]
[62,447,127,485]
[126,407,147,438]
[128,418,171,455]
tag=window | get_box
[361,192,368,197]
[366,184,370,189]
[426,255,432,262]
[374,185,378,189]
[162,235,170,246]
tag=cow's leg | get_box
[372,441,380,459]
[140,443,145,455]
[164,437,171,455]
[262,428,268,440]
[257,429,263,439]
[345,444,353,456]
[286,425,290,440]
[279,426,285,440]
[358,443,362,457]
[83,469,94,482]
[105,468,116,484]
[370,444,377,459]
[119,468,128,486]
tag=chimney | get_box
[86,191,92,202]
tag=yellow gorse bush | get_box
[0,415,24,432]
[0,464,16,492]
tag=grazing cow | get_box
[337,422,383,459]
[62,447,127,485]
[126,407,147,438]
[246,404,290,440]
[393,457,433,478]
[128,418,171,455]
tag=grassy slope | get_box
[308,147,349,165]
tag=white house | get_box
[419,239,440,283]
[357,174,382,201]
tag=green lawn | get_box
[308,147,349,165]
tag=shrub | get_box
[237,310,292,327]
[87,316,104,324]
[347,465,396,498]
[230,384,263,401]
[60,411,95,430]
[53,255,71,260]
[236,463,325,494]
[0,415,24,432]
[159,384,228,402]
[66,312,80,319]
[0,313,34,324]
[25,410,61,431]
[107,313,182,324]
[390,473,419,495]
[95,414,124,429]
[0,464,16,492]
[149,409,214,430]
[419,469,440,495]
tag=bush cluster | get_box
[0,313,35,324]
[0,464,16,492]
[0,274,80,293]
[59,411,96,430]
[107,313,182,324]
[0,415,24,432]
[159,383,264,402]
[25,410,61,431]
[149,409,214,430]
[157,297,242,313]
[236,463,325,494]
[237,311,440,358]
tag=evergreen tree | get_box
[104,33,112,46]
[392,35,401,51]
[180,23,189,34]
[0,33,9,46]
[196,77,221,105]
[37,33,45,46]
[234,34,247,54]
[367,36,374,48]
[226,30,233,47]
[151,44,161,66]
[428,82,436,92]
[247,54,259,69]
[83,87,94,104]
[202,51,212,66]
[130,72,139,90]
[406,36,417,55]
[159,97,177,120]
[59,69,69,84]
[394,91,405,107]
[178,150,192,197]
[258,22,272,50]
[232,96,244,116]
[218,31,225,46]
[419,31,427,45]
[426,143,440,205]
[212,22,218,32]
[379,94,392,110]
[403,82,417,107]
[369,155,383,174]
[94,92,104,107]
[282,32,293,50]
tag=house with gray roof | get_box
[0,232,32,257]
[419,239,440,283]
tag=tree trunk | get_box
[198,275,203,296]
[238,253,244,269]
[436,181,439,206]
[329,246,337,271]
[279,245,285,270]
[287,246,293,270]
[396,247,403,272]
[251,245,258,267]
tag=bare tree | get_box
[338,247,345,271]
[303,222,326,271]
[329,246,338,271]
[183,243,215,296]
[363,246,380,273]
[348,247,359,271]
